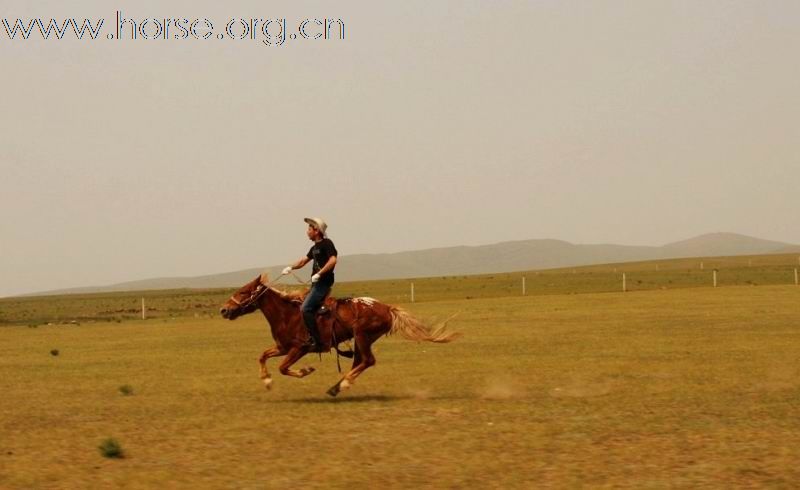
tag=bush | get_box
[118,385,134,396]
[98,438,124,458]
[50,349,59,356]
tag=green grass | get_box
[0,288,229,327]
[1,280,799,487]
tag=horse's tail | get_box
[389,307,461,343]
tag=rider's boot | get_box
[302,311,325,352]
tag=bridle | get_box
[228,284,266,308]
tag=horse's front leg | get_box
[258,345,285,390]
[278,347,316,378]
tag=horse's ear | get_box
[259,272,269,286]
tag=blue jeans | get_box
[301,282,331,338]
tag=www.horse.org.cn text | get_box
[2,11,346,47]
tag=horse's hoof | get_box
[327,384,340,397]
[263,378,273,390]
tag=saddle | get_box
[316,296,351,318]
[313,296,354,358]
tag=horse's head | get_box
[219,273,269,320]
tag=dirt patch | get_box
[550,377,618,398]
[480,377,527,400]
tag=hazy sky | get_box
[1,0,798,297]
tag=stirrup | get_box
[303,337,326,353]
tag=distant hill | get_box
[661,232,792,257]
[22,232,797,296]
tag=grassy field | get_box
[1,256,799,488]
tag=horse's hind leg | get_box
[327,334,376,397]
[258,345,284,390]
[278,347,316,378]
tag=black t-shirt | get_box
[307,238,338,287]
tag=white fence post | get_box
[410,283,415,303]
[522,276,526,296]
[713,270,718,288]
[795,268,798,286]
[622,273,626,292]
[141,297,146,320]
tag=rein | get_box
[227,272,309,309]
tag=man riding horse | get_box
[220,219,459,395]
[281,217,337,352]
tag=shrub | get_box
[118,385,134,396]
[50,349,59,356]
[98,438,124,458]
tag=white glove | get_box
[311,273,320,283]
[281,266,293,275]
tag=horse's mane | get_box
[257,273,307,303]
[269,287,307,303]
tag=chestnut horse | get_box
[219,274,459,396]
